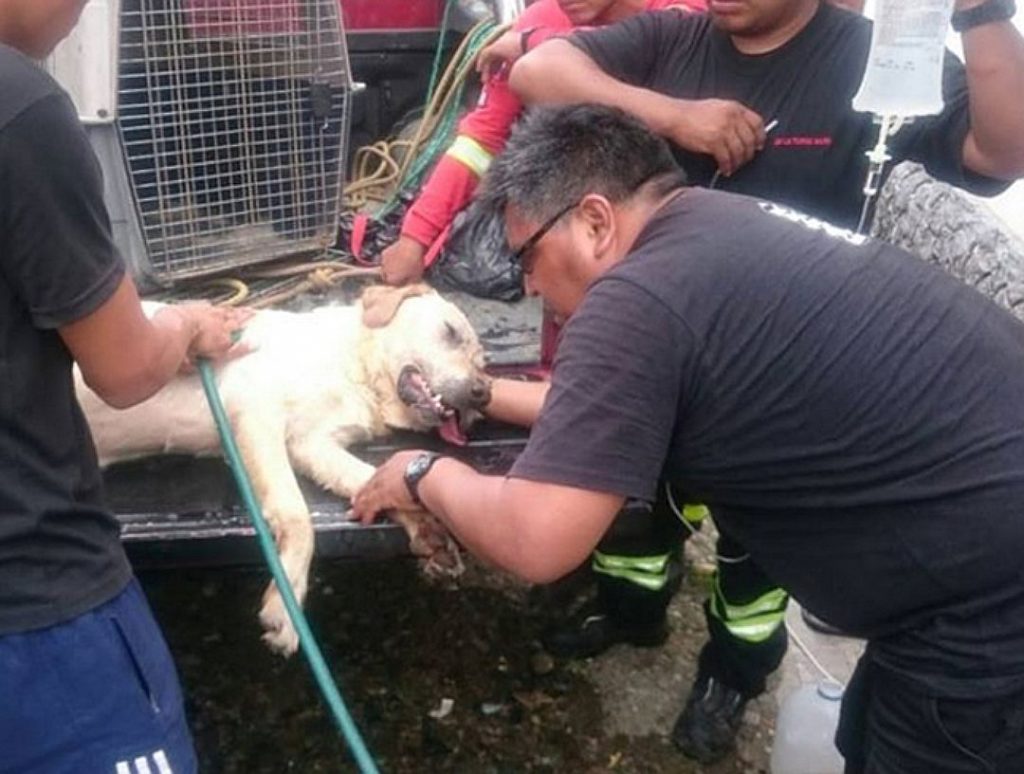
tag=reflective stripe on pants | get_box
[592,550,672,591]
[708,571,788,644]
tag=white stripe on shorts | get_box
[153,750,174,774]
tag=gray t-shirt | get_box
[0,45,130,633]
[512,188,1024,697]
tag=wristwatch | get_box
[403,452,443,506]
[951,0,1016,32]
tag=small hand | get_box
[476,29,525,77]
[177,303,255,368]
[380,236,427,285]
[352,450,424,524]
[671,98,766,177]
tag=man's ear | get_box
[577,194,616,258]
[360,283,433,328]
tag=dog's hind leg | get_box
[231,407,313,657]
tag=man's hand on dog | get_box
[352,450,424,522]
[169,303,255,371]
[380,237,426,285]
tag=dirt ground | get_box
[140,539,776,774]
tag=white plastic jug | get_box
[770,681,845,774]
[853,0,956,117]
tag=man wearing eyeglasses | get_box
[354,104,1024,774]
[506,0,1024,760]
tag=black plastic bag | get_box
[429,198,524,302]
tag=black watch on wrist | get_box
[404,452,443,506]
[951,0,1016,33]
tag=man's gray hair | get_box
[480,104,686,223]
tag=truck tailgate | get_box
[108,421,528,568]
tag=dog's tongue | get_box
[439,414,467,446]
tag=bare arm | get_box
[483,378,550,428]
[352,452,624,584]
[61,274,250,409]
[510,39,680,131]
[958,3,1024,179]
[509,39,765,175]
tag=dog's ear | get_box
[360,283,434,328]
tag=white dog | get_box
[78,284,490,655]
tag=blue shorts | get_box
[0,578,197,774]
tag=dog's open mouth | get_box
[397,365,467,446]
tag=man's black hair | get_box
[480,103,686,222]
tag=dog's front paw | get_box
[259,588,300,657]
[392,508,465,581]
[421,539,465,580]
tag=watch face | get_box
[408,455,430,478]
[405,453,439,505]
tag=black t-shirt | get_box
[0,45,131,634]
[512,189,1024,697]
[571,3,1009,228]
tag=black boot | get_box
[541,599,668,659]
[671,672,748,764]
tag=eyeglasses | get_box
[510,202,577,274]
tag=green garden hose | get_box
[197,360,380,774]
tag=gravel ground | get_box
[139,528,775,774]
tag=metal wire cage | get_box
[114,0,352,282]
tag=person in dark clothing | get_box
[512,0,1024,227]
[353,104,1024,774]
[508,0,1024,760]
[0,2,251,770]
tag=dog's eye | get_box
[444,321,463,345]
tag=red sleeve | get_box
[408,0,690,250]
[400,155,478,247]
[399,73,526,247]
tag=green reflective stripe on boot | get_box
[708,578,788,643]
[720,612,785,643]
[710,577,788,621]
[592,551,671,591]
[682,503,709,524]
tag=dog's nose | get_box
[470,378,491,406]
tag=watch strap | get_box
[404,452,442,506]
[951,0,1017,32]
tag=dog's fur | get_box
[77,284,490,656]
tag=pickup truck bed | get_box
[110,291,542,568]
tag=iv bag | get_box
[852,0,955,117]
